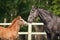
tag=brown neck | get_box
[7,18,20,31]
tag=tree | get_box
[48,0,60,16]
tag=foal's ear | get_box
[17,16,22,20]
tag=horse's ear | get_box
[32,5,35,8]
[32,5,37,9]
[17,16,21,20]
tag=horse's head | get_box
[28,6,38,23]
[17,16,28,26]
[28,6,53,23]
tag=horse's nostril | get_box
[28,21,30,23]
[28,20,30,22]
[28,21,32,23]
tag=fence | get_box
[0,23,46,40]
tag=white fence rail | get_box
[0,23,11,25]
[0,23,46,40]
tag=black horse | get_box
[28,6,60,40]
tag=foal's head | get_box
[17,16,28,26]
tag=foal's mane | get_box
[7,18,18,28]
[7,16,22,28]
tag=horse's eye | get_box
[20,20,23,21]
[31,10,34,12]
[31,11,34,13]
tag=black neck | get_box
[38,9,53,24]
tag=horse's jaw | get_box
[24,21,28,26]
[21,21,28,26]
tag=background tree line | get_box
[0,0,60,22]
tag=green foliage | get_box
[48,0,60,16]
[20,26,28,32]
[0,0,60,31]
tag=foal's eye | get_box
[20,20,23,21]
